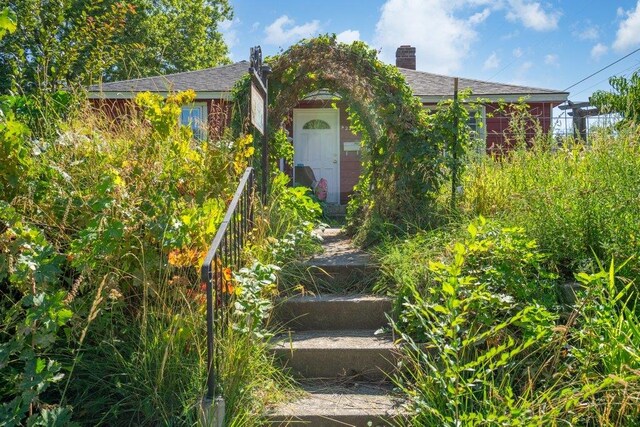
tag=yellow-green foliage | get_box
[460,125,640,277]
[135,90,197,139]
[0,91,286,425]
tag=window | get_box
[302,119,331,130]
[180,103,207,139]
[466,110,487,155]
[424,104,487,155]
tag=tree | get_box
[591,70,640,126]
[0,0,133,94]
[105,0,233,82]
[0,0,232,94]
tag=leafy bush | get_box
[251,172,322,267]
[460,125,640,282]
[391,218,640,426]
[0,90,292,424]
[380,217,558,316]
[231,262,279,339]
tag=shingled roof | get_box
[88,61,568,102]
[88,61,249,97]
[399,68,568,101]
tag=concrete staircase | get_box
[266,229,405,426]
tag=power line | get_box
[570,59,640,98]
[563,46,640,92]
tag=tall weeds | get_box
[390,218,640,426]
[461,126,640,280]
[1,92,298,424]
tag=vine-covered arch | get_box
[234,35,446,242]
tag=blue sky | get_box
[221,0,640,102]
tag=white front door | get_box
[293,109,340,204]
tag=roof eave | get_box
[87,90,233,100]
[419,93,569,104]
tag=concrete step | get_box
[275,294,393,331]
[266,383,406,426]
[323,204,347,219]
[271,330,398,381]
[297,228,378,291]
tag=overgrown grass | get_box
[376,122,640,425]
[460,125,640,280]
[386,218,640,426]
[1,92,316,425]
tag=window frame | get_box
[180,102,208,139]
[423,103,487,154]
[302,118,332,130]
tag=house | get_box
[88,45,568,205]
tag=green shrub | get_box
[0,91,293,424]
[392,220,640,426]
[460,125,640,282]
[250,172,322,267]
[380,217,558,316]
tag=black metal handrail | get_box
[200,167,256,400]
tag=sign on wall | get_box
[250,83,265,135]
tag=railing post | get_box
[200,167,256,414]
[204,264,215,400]
[261,64,270,205]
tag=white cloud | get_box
[521,61,533,71]
[544,54,558,66]
[220,18,240,59]
[506,0,560,31]
[571,24,600,40]
[336,29,361,44]
[501,30,520,40]
[591,43,608,60]
[374,0,493,74]
[613,1,640,52]
[264,15,321,46]
[483,52,500,69]
[251,22,260,32]
[512,47,523,58]
[469,8,491,25]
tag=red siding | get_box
[423,101,556,154]
[339,106,361,205]
[93,97,559,205]
[90,98,231,140]
[484,102,554,154]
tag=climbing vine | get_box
[231,35,459,243]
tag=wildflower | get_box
[221,267,234,294]
[168,247,203,267]
[108,288,123,301]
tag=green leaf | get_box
[442,281,455,296]
[56,309,73,325]
[467,222,477,239]
[34,357,46,374]
[432,304,449,314]
[0,8,17,40]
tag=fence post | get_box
[451,77,459,213]
[261,64,271,205]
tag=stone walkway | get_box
[308,228,372,269]
[266,228,405,426]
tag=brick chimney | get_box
[396,45,416,70]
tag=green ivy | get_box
[230,35,481,243]
[271,36,443,240]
